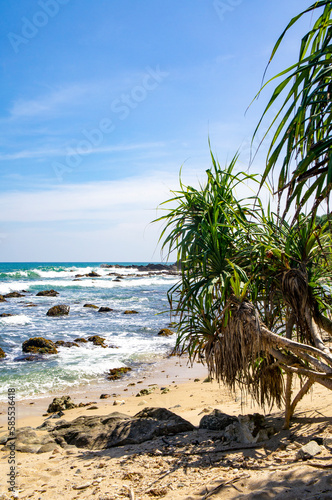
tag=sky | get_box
[0,0,318,262]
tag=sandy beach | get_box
[1,356,332,500]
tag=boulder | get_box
[107,367,132,380]
[83,303,99,309]
[22,337,58,355]
[36,289,59,297]
[158,328,174,336]
[0,347,6,358]
[0,313,14,317]
[47,395,77,413]
[87,271,100,277]
[46,304,70,316]
[199,410,238,431]
[74,337,88,343]
[34,290,50,298]
[3,292,24,298]
[0,295,6,302]
[55,341,79,348]
[98,306,113,313]
[2,427,57,453]
[297,440,323,460]
[123,310,139,314]
[87,335,107,347]
[51,407,194,449]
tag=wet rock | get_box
[36,289,59,297]
[98,306,113,313]
[74,337,88,343]
[15,354,45,362]
[47,396,77,413]
[87,271,100,277]
[0,313,13,317]
[22,337,58,355]
[75,274,83,278]
[46,304,70,316]
[55,341,79,348]
[123,310,139,314]
[51,407,194,449]
[88,335,107,347]
[24,303,37,307]
[83,303,99,309]
[0,347,6,358]
[158,328,174,336]
[297,440,323,460]
[3,292,25,298]
[0,295,6,302]
[107,367,132,380]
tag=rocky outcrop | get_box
[83,303,99,309]
[107,367,132,380]
[55,341,79,348]
[74,337,88,343]
[158,328,174,336]
[46,304,70,316]
[100,263,180,274]
[123,310,139,314]
[0,313,14,317]
[86,271,100,277]
[36,289,59,297]
[51,407,194,450]
[22,337,58,355]
[0,295,6,302]
[0,347,6,358]
[98,306,113,313]
[47,396,77,413]
[87,335,107,347]
[4,291,25,298]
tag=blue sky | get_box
[0,0,317,261]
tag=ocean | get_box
[0,262,178,401]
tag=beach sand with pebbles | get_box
[0,357,332,500]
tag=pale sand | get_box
[0,357,331,499]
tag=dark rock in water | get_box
[47,395,77,413]
[199,410,238,431]
[36,289,59,297]
[113,278,122,282]
[75,274,83,278]
[0,347,6,358]
[22,337,58,355]
[0,295,6,302]
[123,310,139,314]
[46,304,70,316]
[55,341,79,348]
[98,306,113,313]
[158,328,174,337]
[4,291,25,298]
[107,367,132,380]
[74,337,88,343]
[83,303,99,309]
[51,407,194,449]
[24,303,37,307]
[87,335,107,347]
[15,354,45,362]
[87,271,100,277]
[0,313,14,317]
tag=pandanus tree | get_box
[156,1,332,427]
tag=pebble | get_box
[73,482,91,490]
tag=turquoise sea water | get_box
[0,262,178,401]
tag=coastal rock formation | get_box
[51,407,194,449]
[47,396,77,413]
[107,367,132,380]
[83,303,99,309]
[123,310,139,314]
[22,337,58,355]
[98,306,113,312]
[74,337,88,343]
[86,271,100,277]
[0,347,6,358]
[158,328,175,336]
[87,335,107,347]
[55,341,79,348]
[4,291,25,298]
[0,295,6,302]
[46,304,70,316]
[36,289,59,296]
[0,313,14,317]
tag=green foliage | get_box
[254,1,332,218]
